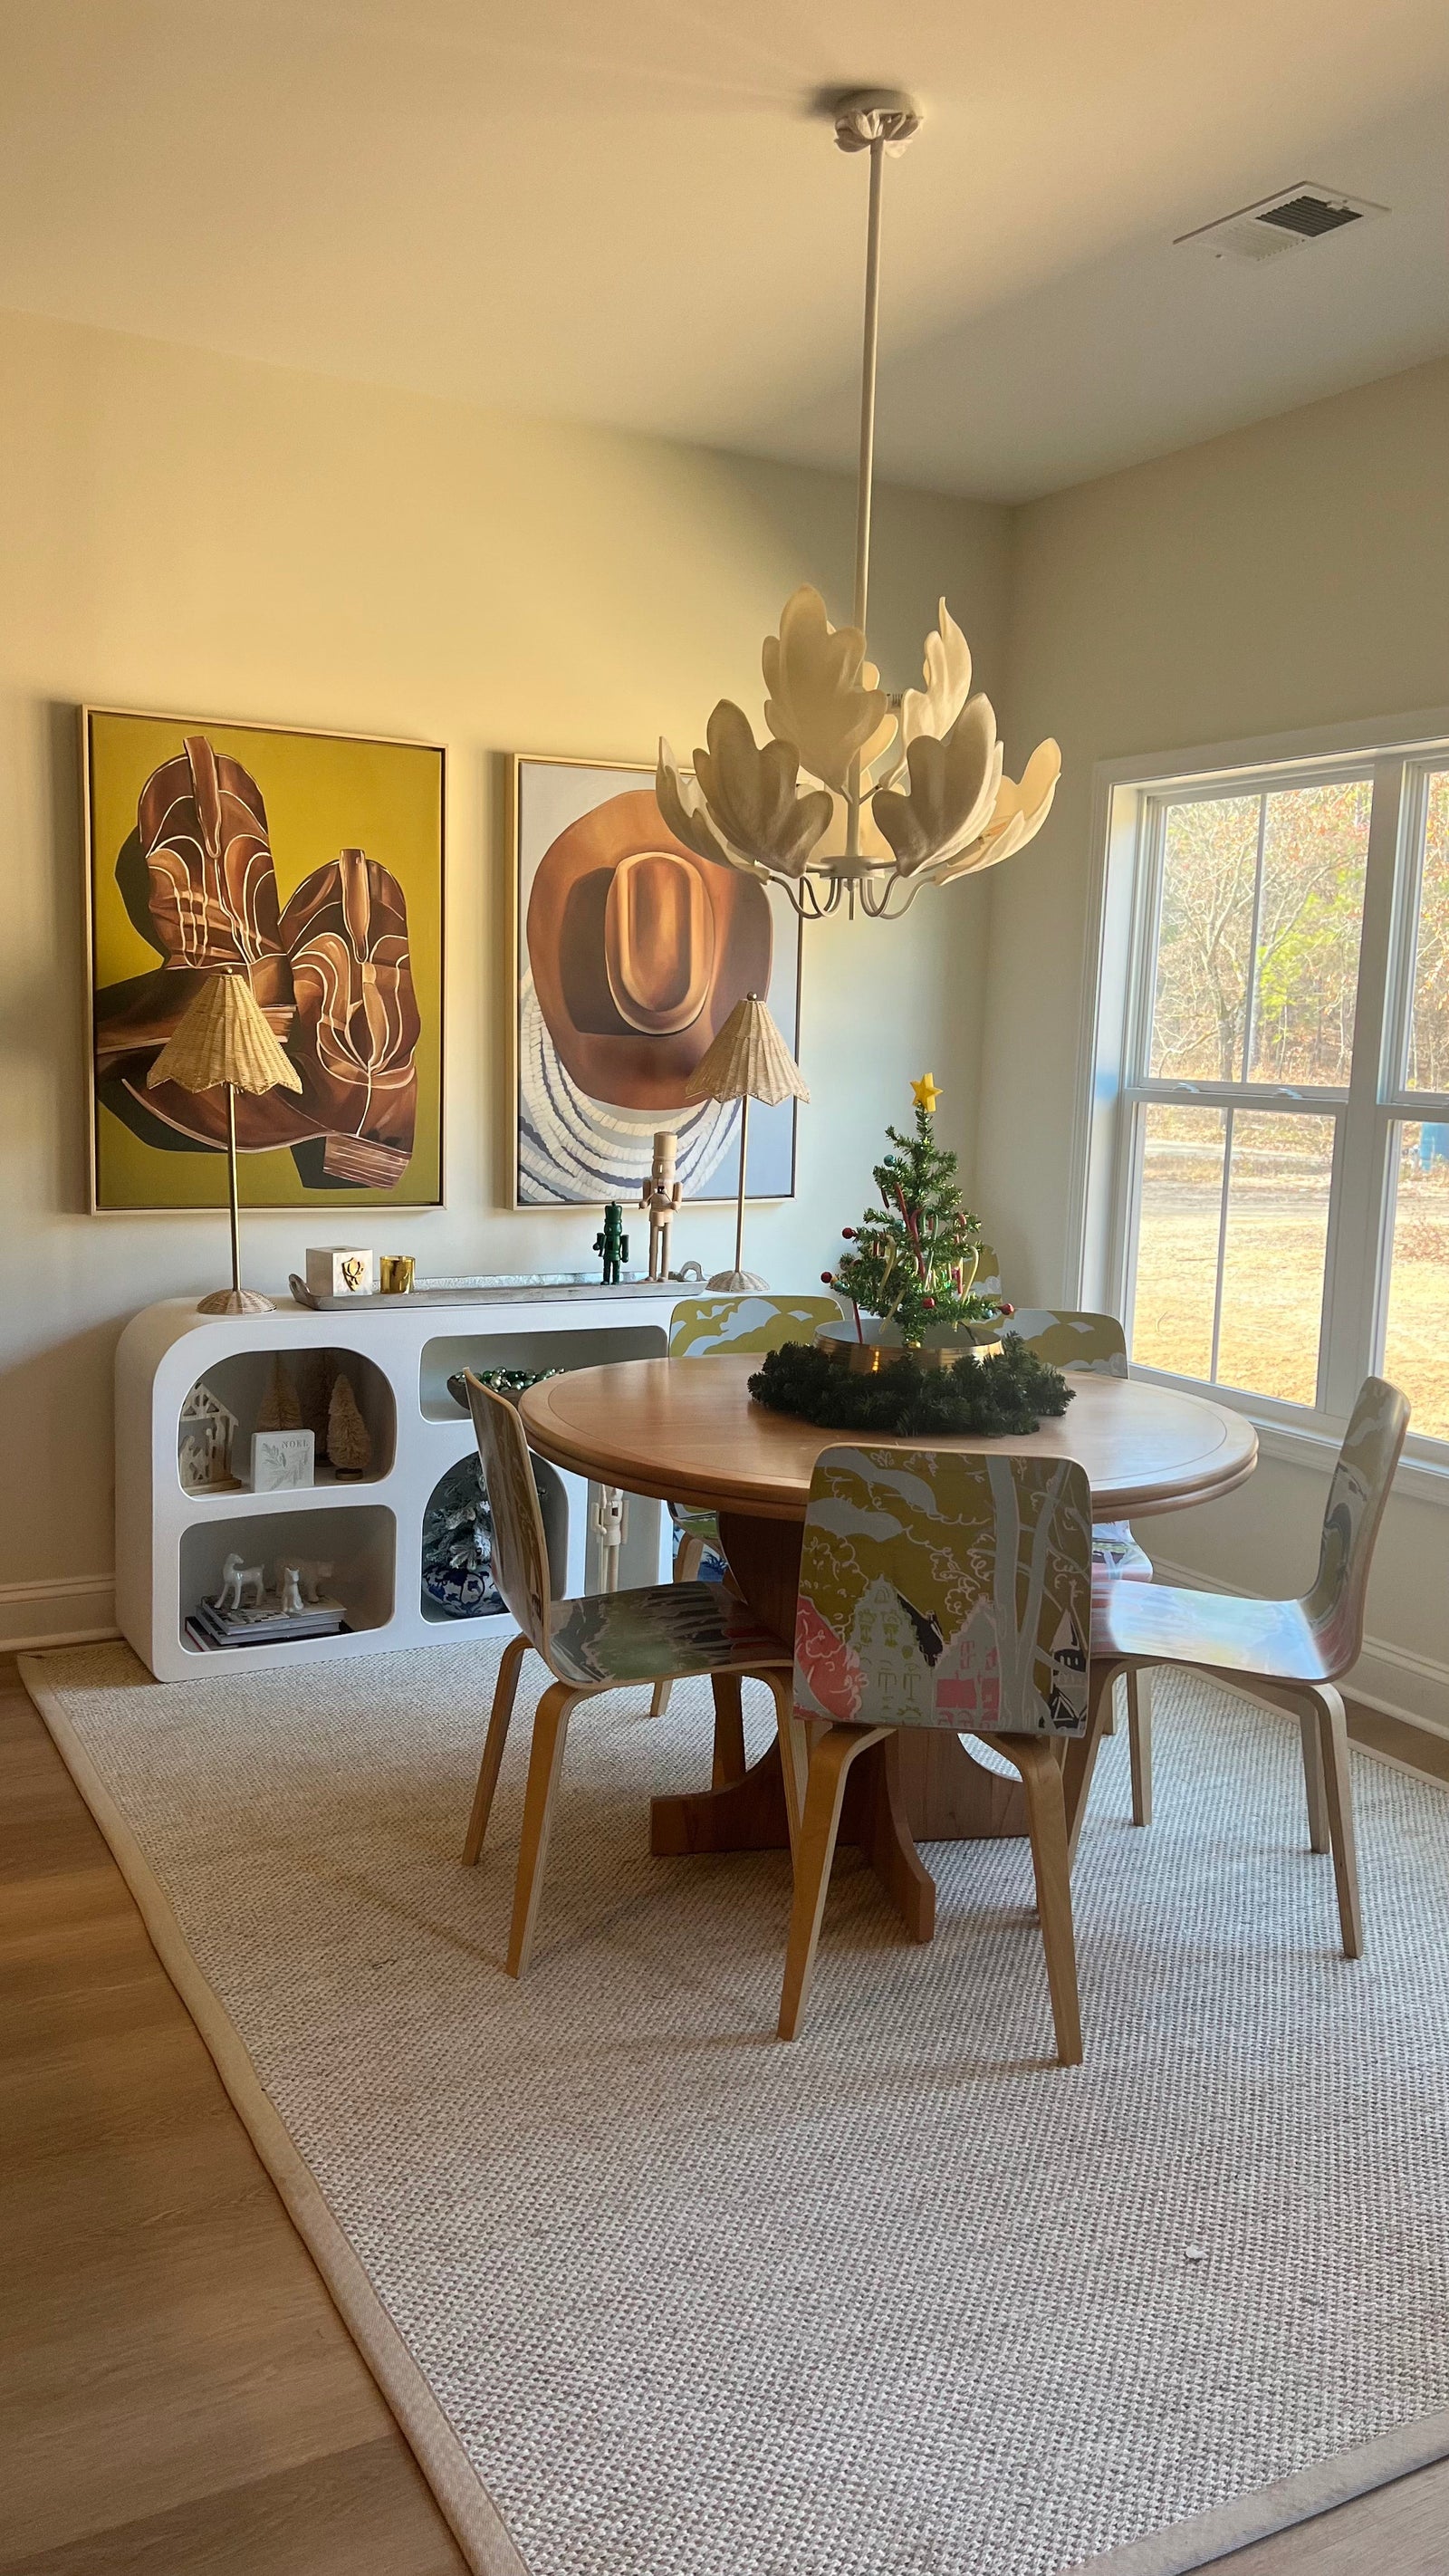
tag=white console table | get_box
[116,1289,681,1681]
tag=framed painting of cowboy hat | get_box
[508,754,802,1209]
[83,707,445,1212]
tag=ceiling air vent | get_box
[1175,183,1388,264]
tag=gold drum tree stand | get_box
[146,970,302,1314]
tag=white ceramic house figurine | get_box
[639,1130,683,1283]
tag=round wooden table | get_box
[520,1357,1258,1940]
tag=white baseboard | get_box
[1147,1553,1449,1743]
[0,1573,119,1653]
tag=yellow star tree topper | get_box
[910,1071,942,1113]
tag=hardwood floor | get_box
[4,1655,1447,2573]
[0,1666,465,2576]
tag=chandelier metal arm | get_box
[859,871,923,921]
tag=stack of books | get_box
[185,1593,350,1652]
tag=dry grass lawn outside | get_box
[1132,1166,1449,1439]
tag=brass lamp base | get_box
[707,1268,768,1292]
[197,1288,276,1315]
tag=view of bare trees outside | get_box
[1129,774,1449,1437]
[1148,781,1369,1086]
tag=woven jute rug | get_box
[22,1639,1449,2576]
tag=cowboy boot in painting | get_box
[278,849,420,1185]
[97,732,297,1093]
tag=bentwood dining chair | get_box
[777,1445,1095,2062]
[1070,1377,1410,1960]
[1008,1310,1156,1821]
[460,1375,794,1975]
[650,1293,842,1733]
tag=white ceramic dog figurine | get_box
[215,1551,264,1614]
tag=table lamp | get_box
[683,992,809,1290]
[146,970,302,1313]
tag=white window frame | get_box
[1070,706,1449,1503]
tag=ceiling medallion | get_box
[658,90,1060,920]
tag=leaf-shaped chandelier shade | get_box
[657,91,1060,920]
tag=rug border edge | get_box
[19,1648,533,2576]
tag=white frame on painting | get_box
[505,754,802,1211]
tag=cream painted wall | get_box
[0,306,1008,1640]
[981,355,1449,1725]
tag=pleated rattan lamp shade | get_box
[147,971,302,1098]
[683,993,808,1290]
[147,971,302,1314]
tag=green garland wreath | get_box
[746,1336,1073,1437]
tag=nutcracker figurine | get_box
[593,1203,629,1285]
[638,1130,683,1283]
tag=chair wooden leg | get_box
[994,1736,1083,2066]
[650,1531,706,1718]
[763,1673,806,1859]
[1298,1705,1329,1853]
[462,1632,528,1865]
[1063,1661,1118,1864]
[1309,1683,1363,1959]
[1127,1668,1154,1828]
[506,1680,581,1977]
[777,1725,889,2041]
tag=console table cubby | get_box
[117,1292,680,1680]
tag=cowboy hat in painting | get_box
[525,789,772,1112]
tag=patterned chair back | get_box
[1008,1310,1128,1379]
[972,1242,1003,1302]
[1303,1376,1410,1675]
[463,1375,553,1660]
[793,1446,1094,1736]
[667,1293,842,1359]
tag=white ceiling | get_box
[2,0,1446,501]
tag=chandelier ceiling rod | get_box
[851,133,884,643]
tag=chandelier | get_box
[657,91,1060,921]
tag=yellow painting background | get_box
[88,710,444,1208]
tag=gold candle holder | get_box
[379,1254,416,1295]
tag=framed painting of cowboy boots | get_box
[507,754,802,1210]
[83,707,444,1211]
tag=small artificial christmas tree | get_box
[255,1352,302,1434]
[326,1371,372,1475]
[824,1074,1002,1346]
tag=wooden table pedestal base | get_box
[647,1509,1029,1944]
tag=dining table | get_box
[519,1355,1258,1944]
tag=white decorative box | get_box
[250,1428,315,1492]
[305,1246,374,1297]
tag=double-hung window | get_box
[1084,717,1449,1467]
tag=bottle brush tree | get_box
[824,1074,1003,1345]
